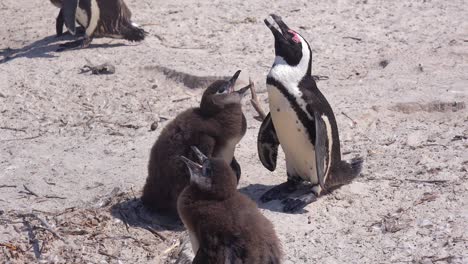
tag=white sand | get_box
[0,0,467,263]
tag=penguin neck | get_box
[217,104,245,139]
[200,104,243,127]
[190,182,237,201]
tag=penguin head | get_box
[180,146,237,199]
[265,14,312,80]
[200,70,251,115]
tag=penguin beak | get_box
[226,70,251,95]
[180,155,212,189]
[264,14,299,43]
[179,156,204,178]
[235,84,251,96]
[222,70,241,94]
[265,14,288,38]
[190,146,208,163]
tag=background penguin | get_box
[49,0,146,51]
[142,70,250,218]
[178,146,282,264]
[257,14,363,213]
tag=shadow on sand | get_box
[0,34,126,64]
[239,183,310,214]
[108,182,310,233]
[111,197,184,232]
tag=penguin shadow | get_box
[0,34,125,64]
[239,184,310,214]
[110,198,184,232]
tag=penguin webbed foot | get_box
[56,36,91,52]
[260,180,298,203]
[282,192,317,213]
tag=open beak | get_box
[235,84,251,96]
[264,14,291,39]
[179,156,203,178]
[225,70,251,95]
[221,70,241,94]
[190,146,208,163]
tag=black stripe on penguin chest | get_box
[267,77,316,144]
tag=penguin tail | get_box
[122,24,147,42]
[344,156,364,177]
[326,157,364,190]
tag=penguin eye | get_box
[216,87,227,94]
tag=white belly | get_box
[267,84,318,184]
[86,0,100,36]
[76,8,88,27]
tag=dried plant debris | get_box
[381,216,407,233]
[249,78,266,121]
[0,190,181,263]
[150,121,159,131]
[370,214,409,234]
[413,192,439,205]
[379,59,389,68]
[81,62,116,75]
[390,101,466,113]
[312,75,329,81]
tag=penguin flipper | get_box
[62,0,78,35]
[56,9,65,36]
[313,111,331,192]
[258,113,279,171]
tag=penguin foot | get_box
[281,192,317,213]
[311,185,322,196]
[57,39,84,51]
[56,37,91,52]
[75,27,86,35]
[260,181,298,203]
[282,198,306,213]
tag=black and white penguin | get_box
[178,146,282,263]
[142,70,250,218]
[258,14,363,213]
[49,0,146,51]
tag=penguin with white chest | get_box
[258,14,363,213]
[49,0,146,51]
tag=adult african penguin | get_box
[178,146,282,263]
[49,0,146,51]
[258,14,363,213]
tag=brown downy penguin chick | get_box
[49,0,146,51]
[142,70,250,218]
[178,146,282,264]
